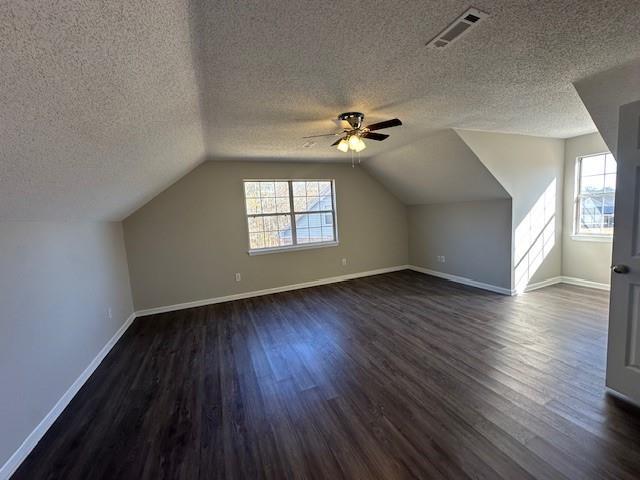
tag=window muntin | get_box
[575,153,616,236]
[243,180,336,252]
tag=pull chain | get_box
[350,149,362,168]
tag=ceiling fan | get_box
[303,112,402,153]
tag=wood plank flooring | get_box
[12,270,640,479]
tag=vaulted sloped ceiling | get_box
[365,129,509,205]
[2,1,640,220]
[573,58,640,157]
[0,1,205,221]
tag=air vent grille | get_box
[426,7,489,49]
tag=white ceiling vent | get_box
[426,7,489,49]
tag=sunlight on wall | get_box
[514,179,556,293]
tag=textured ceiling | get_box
[2,0,640,219]
[0,1,205,220]
[192,0,640,161]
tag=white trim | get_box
[248,240,339,256]
[570,234,613,243]
[523,276,564,292]
[522,276,610,293]
[561,276,610,291]
[407,265,513,295]
[0,266,611,478]
[135,265,410,317]
[407,267,611,295]
[0,312,137,480]
[1,265,408,478]
[572,151,616,237]
[243,179,339,254]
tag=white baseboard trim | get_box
[523,276,563,293]
[135,265,410,317]
[0,265,610,478]
[407,267,611,295]
[523,276,610,293]
[560,276,610,291]
[0,312,137,480]
[407,265,513,296]
[1,264,412,478]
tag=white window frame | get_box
[572,152,615,242]
[243,179,339,255]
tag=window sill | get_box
[570,234,613,243]
[248,241,339,256]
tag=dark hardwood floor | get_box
[13,270,640,479]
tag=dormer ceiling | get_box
[1,0,640,220]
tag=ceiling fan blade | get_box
[361,132,389,141]
[365,118,402,131]
[331,138,343,146]
[302,132,343,138]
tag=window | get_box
[243,180,337,253]
[575,152,616,237]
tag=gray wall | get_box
[0,222,133,468]
[408,200,513,290]
[123,161,408,311]
[456,130,565,290]
[562,133,613,285]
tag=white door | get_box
[607,100,640,403]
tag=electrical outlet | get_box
[441,255,446,263]
[341,258,347,266]
[436,255,446,263]
[107,308,112,319]
[235,272,241,282]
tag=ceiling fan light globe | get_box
[337,138,349,153]
[353,139,366,152]
[348,135,366,152]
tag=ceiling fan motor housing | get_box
[338,112,365,130]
